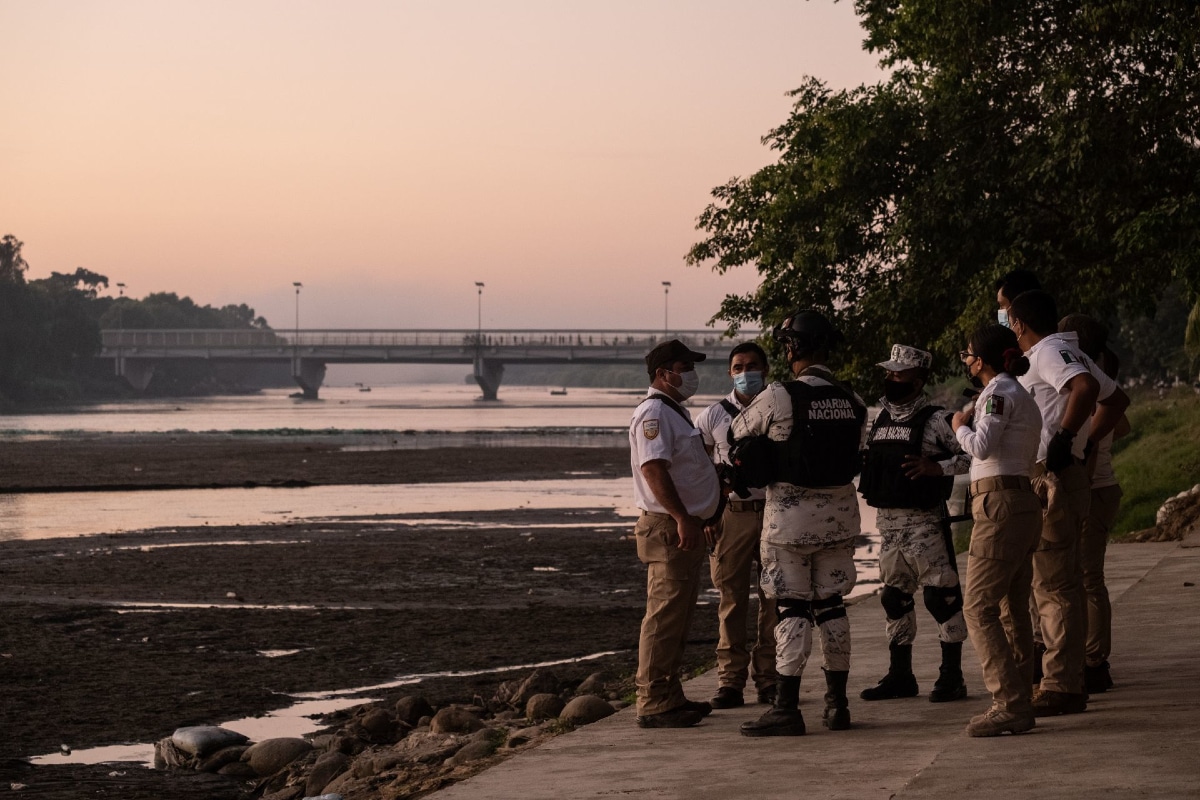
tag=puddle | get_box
[30,648,625,767]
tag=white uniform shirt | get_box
[955,373,1042,481]
[694,390,766,501]
[629,389,721,518]
[730,367,867,546]
[1091,432,1118,489]
[1020,332,1118,461]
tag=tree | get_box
[688,0,1200,385]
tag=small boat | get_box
[550,387,568,396]
[355,382,372,392]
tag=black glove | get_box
[1045,428,1076,473]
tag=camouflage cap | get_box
[878,344,932,372]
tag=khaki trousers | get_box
[963,483,1043,713]
[1083,484,1122,666]
[635,513,706,715]
[709,505,778,692]
[1030,462,1091,694]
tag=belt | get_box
[970,475,1032,494]
[727,499,766,513]
[640,510,672,519]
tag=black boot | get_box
[1084,661,1114,694]
[929,641,968,702]
[1032,641,1047,686]
[822,669,851,730]
[860,643,919,701]
[740,675,805,736]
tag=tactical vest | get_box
[773,378,868,488]
[858,405,954,510]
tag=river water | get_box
[5,383,890,766]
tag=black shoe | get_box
[822,705,851,730]
[859,672,919,701]
[740,708,806,737]
[929,674,968,703]
[756,686,777,705]
[681,699,713,717]
[709,687,744,709]
[636,706,705,728]
[1084,662,1113,694]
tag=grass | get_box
[1110,386,1200,536]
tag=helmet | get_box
[772,309,843,353]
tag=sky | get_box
[2,1,886,332]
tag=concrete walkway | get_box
[433,535,1200,799]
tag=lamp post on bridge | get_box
[116,283,126,332]
[475,282,484,345]
[662,281,671,334]
[293,282,302,351]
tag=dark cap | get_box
[645,339,707,376]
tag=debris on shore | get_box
[1132,484,1200,542]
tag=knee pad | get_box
[812,593,846,625]
[923,584,964,624]
[880,585,915,620]
[777,599,813,622]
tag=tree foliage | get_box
[688,0,1200,386]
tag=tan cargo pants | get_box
[708,504,777,693]
[635,512,706,715]
[1083,484,1122,666]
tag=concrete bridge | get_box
[99,328,761,399]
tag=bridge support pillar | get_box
[473,357,505,401]
[116,357,157,392]
[292,358,326,400]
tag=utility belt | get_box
[727,499,766,513]
[969,475,1032,495]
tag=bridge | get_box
[98,328,762,399]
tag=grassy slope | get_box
[1111,386,1200,536]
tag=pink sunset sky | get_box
[2,1,886,331]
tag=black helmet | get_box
[772,309,844,353]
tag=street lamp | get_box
[475,282,485,342]
[116,283,126,331]
[293,282,302,347]
[662,281,671,333]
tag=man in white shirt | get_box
[694,342,778,710]
[1007,290,1129,717]
[628,339,722,728]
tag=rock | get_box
[154,737,194,770]
[359,708,398,742]
[430,707,485,735]
[513,669,561,707]
[525,693,564,721]
[416,715,433,728]
[171,725,250,758]
[445,739,497,767]
[506,726,543,747]
[305,751,351,797]
[394,695,434,726]
[241,737,314,776]
[560,695,616,726]
[390,731,466,764]
[494,678,523,706]
[197,745,249,773]
[576,671,610,696]
[217,760,260,779]
[261,787,305,800]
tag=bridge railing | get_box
[100,329,763,349]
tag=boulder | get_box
[524,693,564,721]
[576,671,610,696]
[260,787,305,800]
[359,708,398,742]
[305,751,351,797]
[390,731,465,764]
[505,726,543,748]
[196,745,249,773]
[513,669,561,707]
[445,739,497,767]
[217,761,259,779]
[171,725,249,758]
[394,695,434,726]
[241,737,313,776]
[560,695,616,726]
[430,707,485,735]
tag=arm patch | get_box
[984,396,1005,415]
[642,419,660,440]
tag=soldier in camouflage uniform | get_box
[858,345,972,704]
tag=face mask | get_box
[962,357,983,389]
[883,380,917,403]
[997,308,1009,328]
[671,369,700,399]
[732,370,764,397]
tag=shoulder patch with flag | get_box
[1059,349,1076,364]
[984,395,1005,415]
[642,419,660,440]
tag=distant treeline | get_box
[0,234,275,405]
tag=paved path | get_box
[433,535,1200,799]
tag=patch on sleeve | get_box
[1059,349,1076,364]
[984,396,1005,415]
[642,419,660,440]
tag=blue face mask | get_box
[997,308,1010,328]
[732,370,764,397]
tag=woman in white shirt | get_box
[950,324,1044,738]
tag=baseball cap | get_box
[645,339,707,375]
[878,344,932,372]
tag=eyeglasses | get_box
[958,350,976,363]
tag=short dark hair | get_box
[995,269,1042,302]
[728,341,768,368]
[1007,289,1059,335]
[968,324,1029,377]
[1058,313,1107,361]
